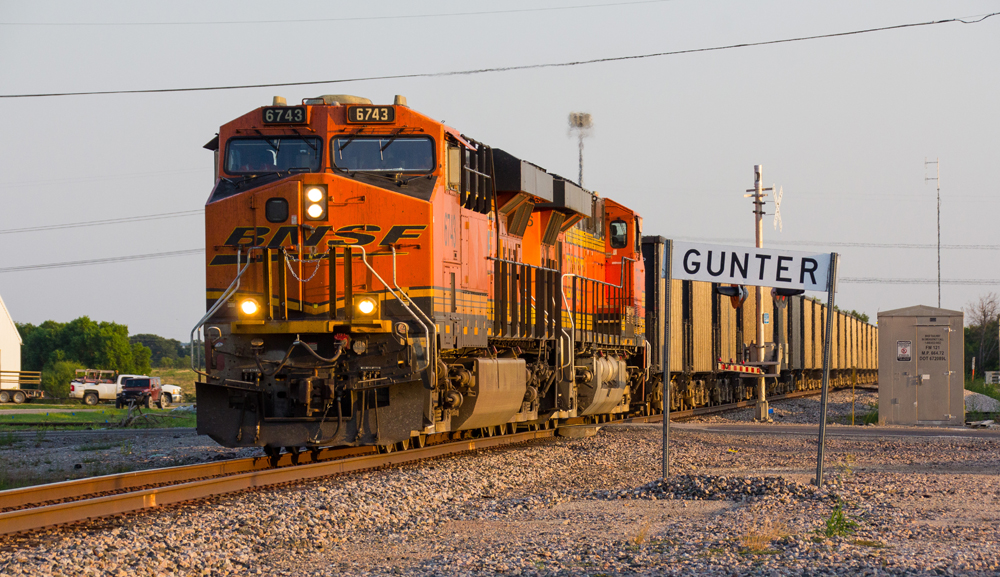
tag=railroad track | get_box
[0,384,871,537]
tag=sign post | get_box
[662,240,673,478]
[664,240,839,484]
[814,253,839,486]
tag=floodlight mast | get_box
[568,112,593,186]
[744,165,774,422]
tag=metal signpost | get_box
[662,240,672,478]
[661,240,839,484]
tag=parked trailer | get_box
[0,370,45,403]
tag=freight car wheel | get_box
[13,391,26,404]
[0,391,9,403]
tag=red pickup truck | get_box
[115,377,163,409]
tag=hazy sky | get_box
[0,0,997,341]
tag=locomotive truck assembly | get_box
[194,94,877,452]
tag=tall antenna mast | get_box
[568,112,593,186]
[925,158,941,307]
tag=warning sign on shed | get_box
[897,341,912,362]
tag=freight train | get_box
[194,94,877,452]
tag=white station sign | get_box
[671,241,831,292]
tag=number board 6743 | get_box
[346,106,395,124]
[262,106,308,124]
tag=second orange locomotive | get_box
[197,94,648,451]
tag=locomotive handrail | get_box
[350,245,436,382]
[388,246,436,334]
[190,246,256,377]
[485,257,558,273]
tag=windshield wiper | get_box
[379,128,405,153]
[338,129,364,153]
[253,130,280,152]
[289,132,317,151]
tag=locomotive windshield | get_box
[331,136,434,173]
[224,137,322,174]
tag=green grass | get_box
[821,502,859,537]
[0,403,86,410]
[149,368,198,402]
[0,407,195,430]
[966,378,1000,402]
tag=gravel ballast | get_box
[2,417,999,576]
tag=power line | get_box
[0,210,201,235]
[0,0,675,26]
[674,236,1000,250]
[841,278,1000,286]
[0,249,203,273]
[2,12,996,99]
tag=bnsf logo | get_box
[210,225,426,265]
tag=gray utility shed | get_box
[878,305,964,426]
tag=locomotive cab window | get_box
[331,136,434,173]
[610,219,628,249]
[224,137,322,174]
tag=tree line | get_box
[15,317,194,398]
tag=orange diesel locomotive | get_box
[196,95,648,452]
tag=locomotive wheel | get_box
[379,443,395,454]
[264,446,280,459]
[413,434,427,448]
[396,439,411,451]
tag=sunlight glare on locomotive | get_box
[193,94,878,454]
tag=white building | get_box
[0,292,22,374]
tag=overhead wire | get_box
[0,0,676,26]
[0,210,201,235]
[0,249,202,273]
[1,12,996,99]
[673,236,1000,250]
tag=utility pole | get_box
[568,112,593,186]
[745,165,773,422]
[925,158,941,307]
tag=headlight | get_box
[304,185,328,221]
[356,297,376,315]
[240,298,260,316]
[306,187,324,203]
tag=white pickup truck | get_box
[69,369,182,407]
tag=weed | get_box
[853,539,885,548]
[859,402,879,425]
[834,454,857,481]
[821,502,858,537]
[740,518,786,554]
[0,432,19,448]
[119,439,135,456]
[632,521,652,546]
[33,429,47,447]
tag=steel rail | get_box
[0,383,872,535]
[0,429,555,536]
